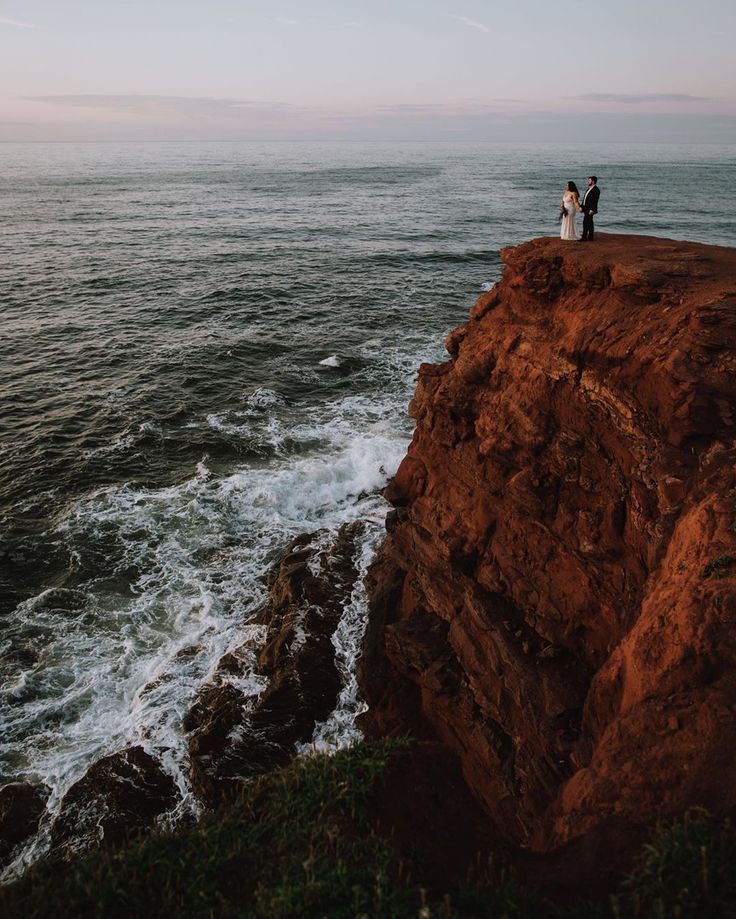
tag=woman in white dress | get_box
[559,181,581,241]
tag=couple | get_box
[559,176,600,241]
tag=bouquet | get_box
[557,205,568,222]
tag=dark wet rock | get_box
[185,521,365,805]
[50,746,179,854]
[23,588,88,615]
[0,782,49,861]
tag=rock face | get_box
[0,783,49,862]
[360,235,736,852]
[185,522,364,804]
[50,746,179,854]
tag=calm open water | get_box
[1,141,734,868]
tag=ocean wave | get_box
[0,372,416,874]
[360,249,502,267]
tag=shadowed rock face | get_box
[185,522,365,805]
[50,746,179,854]
[359,234,736,852]
[0,783,49,862]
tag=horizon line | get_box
[2,137,736,145]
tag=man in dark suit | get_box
[579,175,600,241]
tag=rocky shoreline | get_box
[2,524,369,864]
[4,233,736,900]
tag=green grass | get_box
[452,813,736,919]
[2,744,735,919]
[1,741,420,919]
[607,812,736,919]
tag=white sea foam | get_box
[318,354,342,368]
[1,429,401,853]
[244,387,284,408]
[0,330,446,878]
[297,526,380,755]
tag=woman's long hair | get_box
[566,181,580,195]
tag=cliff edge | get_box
[360,234,736,855]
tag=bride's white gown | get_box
[560,192,578,240]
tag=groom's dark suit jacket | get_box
[581,184,600,215]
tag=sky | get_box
[1,0,735,142]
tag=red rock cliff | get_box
[360,234,736,853]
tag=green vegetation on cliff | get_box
[2,741,735,918]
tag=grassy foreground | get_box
[1,740,735,918]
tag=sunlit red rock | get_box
[360,234,736,853]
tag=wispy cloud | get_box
[450,15,490,34]
[275,17,297,26]
[28,94,253,114]
[0,15,34,28]
[375,103,447,113]
[372,101,529,117]
[573,92,712,104]
[25,95,307,121]
[6,99,736,144]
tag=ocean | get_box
[1,140,734,868]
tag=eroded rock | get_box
[0,782,49,862]
[50,746,179,854]
[185,521,365,804]
[360,235,736,854]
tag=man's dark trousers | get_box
[581,211,595,240]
